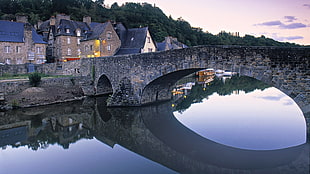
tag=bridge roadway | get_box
[75,45,310,115]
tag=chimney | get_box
[50,16,56,26]
[83,16,91,25]
[24,23,34,61]
[56,14,70,26]
[16,15,28,23]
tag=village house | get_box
[0,16,47,65]
[115,23,157,55]
[157,36,187,51]
[81,20,121,58]
[38,14,121,62]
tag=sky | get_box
[103,0,310,45]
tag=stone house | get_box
[115,24,157,55]
[39,14,121,62]
[157,36,187,51]
[80,21,121,58]
[0,17,47,65]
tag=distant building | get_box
[157,36,187,51]
[0,16,47,64]
[115,24,157,55]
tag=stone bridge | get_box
[77,45,310,114]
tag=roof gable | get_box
[86,22,109,40]
[121,27,148,49]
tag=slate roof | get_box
[0,20,46,44]
[32,28,46,44]
[0,126,28,147]
[85,22,109,40]
[116,27,149,55]
[0,21,24,43]
[56,19,91,37]
[121,27,148,48]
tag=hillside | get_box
[0,0,301,47]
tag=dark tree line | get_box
[0,0,303,46]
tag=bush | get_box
[28,72,42,87]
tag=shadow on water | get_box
[0,97,308,174]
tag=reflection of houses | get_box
[0,16,47,64]
[0,114,93,149]
[0,121,31,148]
[115,24,157,55]
[157,36,187,51]
[172,82,195,96]
[215,69,237,83]
[196,69,215,85]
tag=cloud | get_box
[270,33,304,41]
[283,36,304,40]
[257,21,283,26]
[280,23,307,29]
[256,20,308,29]
[304,4,310,8]
[284,16,297,22]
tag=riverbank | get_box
[0,77,91,111]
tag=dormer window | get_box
[66,28,70,34]
[76,29,81,37]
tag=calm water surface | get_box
[0,75,308,174]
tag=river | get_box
[0,74,308,174]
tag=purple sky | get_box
[104,0,310,45]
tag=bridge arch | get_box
[96,74,113,95]
[141,69,202,105]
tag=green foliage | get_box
[11,99,19,108]
[28,72,42,87]
[0,0,302,47]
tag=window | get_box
[5,58,11,64]
[77,49,81,56]
[90,45,93,51]
[4,46,10,53]
[66,28,70,34]
[67,38,71,44]
[147,37,151,43]
[77,38,80,45]
[76,29,81,37]
[17,58,23,64]
[16,46,21,53]
[36,47,42,54]
[148,48,153,52]
[67,48,72,55]
[107,32,112,40]
[85,46,89,52]
[37,59,44,64]
[107,45,111,51]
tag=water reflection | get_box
[0,75,308,174]
[172,74,306,150]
